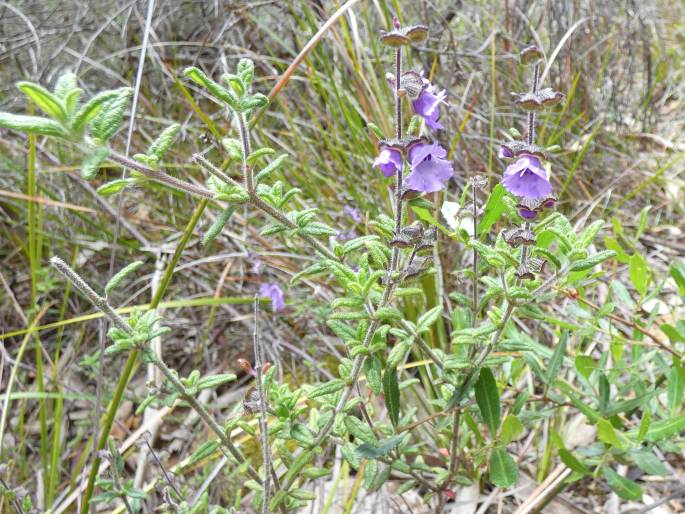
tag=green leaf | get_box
[558,448,590,475]
[569,250,616,272]
[187,440,219,466]
[364,357,382,396]
[70,90,122,135]
[643,413,685,442]
[489,448,518,488]
[545,332,567,384]
[96,178,133,197]
[81,146,110,180]
[632,449,668,476]
[0,112,67,137]
[382,366,400,428]
[387,341,412,369]
[669,260,685,296]
[196,373,237,390]
[308,379,345,399]
[416,306,442,333]
[17,81,67,121]
[603,467,642,500]
[637,409,651,442]
[667,364,685,413]
[478,184,505,236]
[355,435,405,459]
[597,418,628,449]
[290,422,315,448]
[237,58,255,88]
[475,367,500,436]
[184,67,238,108]
[246,147,275,165]
[105,261,144,296]
[629,253,649,296]
[203,205,237,245]
[54,72,78,100]
[575,355,597,380]
[500,415,523,444]
[90,89,132,142]
[148,123,180,160]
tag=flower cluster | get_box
[374,141,453,193]
[373,72,451,193]
[500,45,562,219]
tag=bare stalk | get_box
[49,256,262,484]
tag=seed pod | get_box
[415,226,437,252]
[399,71,425,100]
[380,25,429,47]
[391,222,424,248]
[503,227,536,248]
[511,88,564,111]
[499,141,547,161]
[516,257,546,280]
[402,255,433,281]
[519,45,543,65]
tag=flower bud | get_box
[519,45,543,65]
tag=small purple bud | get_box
[498,146,513,159]
[392,16,401,29]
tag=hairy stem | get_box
[49,257,262,484]
[253,297,272,513]
[526,63,540,146]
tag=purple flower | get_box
[502,154,552,200]
[518,207,538,220]
[412,78,447,131]
[406,142,453,193]
[373,147,402,177]
[259,283,285,312]
[343,205,362,224]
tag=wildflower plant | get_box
[2,13,684,514]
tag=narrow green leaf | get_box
[478,184,505,236]
[290,422,315,448]
[308,379,345,399]
[96,178,133,197]
[558,448,590,475]
[603,467,642,500]
[475,367,500,436]
[355,434,404,459]
[489,448,518,487]
[202,205,237,245]
[545,332,567,384]
[148,123,181,160]
[71,89,129,134]
[0,112,67,137]
[637,409,651,442]
[17,82,67,121]
[569,250,616,272]
[644,413,685,442]
[382,366,400,428]
[575,355,597,380]
[105,261,144,296]
[416,306,442,333]
[632,449,668,476]
[597,418,627,449]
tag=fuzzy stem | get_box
[253,297,272,514]
[49,257,262,485]
[108,151,214,199]
[526,63,540,146]
[237,112,254,192]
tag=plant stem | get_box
[276,45,408,504]
[527,63,540,146]
[253,297,272,514]
[108,151,214,199]
[237,112,254,192]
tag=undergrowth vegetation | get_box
[0,1,684,513]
